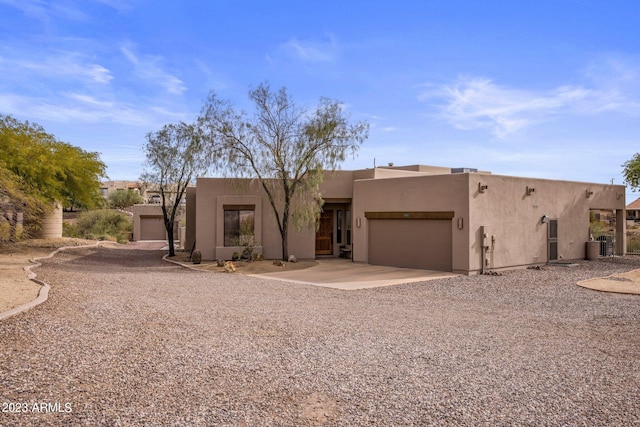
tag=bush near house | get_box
[0,221,10,240]
[63,210,132,243]
[108,190,143,209]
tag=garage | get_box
[366,212,453,272]
[139,215,166,241]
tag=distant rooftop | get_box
[627,197,640,210]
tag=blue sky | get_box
[1,0,639,201]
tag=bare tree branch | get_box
[141,122,211,257]
[198,82,369,260]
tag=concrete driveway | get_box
[251,258,458,290]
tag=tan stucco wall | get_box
[195,178,320,261]
[352,174,470,273]
[352,167,436,180]
[467,175,625,272]
[352,173,625,274]
[378,164,452,174]
[194,179,226,260]
[319,170,354,200]
[370,168,430,179]
[190,166,625,273]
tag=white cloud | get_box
[0,90,186,128]
[194,59,231,91]
[55,57,113,84]
[1,0,89,22]
[580,56,640,113]
[279,35,339,63]
[423,64,640,139]
[423,76,593,138]
[0,51,113,84]
[120,44,186,95]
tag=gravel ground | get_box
[1,246,639,426]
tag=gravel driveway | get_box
[1,246,639,426]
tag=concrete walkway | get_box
[577,268,640,295]
[251,258,458,290]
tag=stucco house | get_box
[179,165,626,275]
[627,197,640,221]
[100,180,143,200]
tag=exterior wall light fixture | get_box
[356,217,362,228]
[586,189,594,198]
[478,183,488,193]
[541,215,549,224]
[526,186,536,195]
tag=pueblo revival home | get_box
[177,164,626,275]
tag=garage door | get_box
[139,216,166,240]
[367,214,452,271]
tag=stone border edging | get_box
[162,254,209,272]
[0,241,118,322]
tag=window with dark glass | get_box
[346,210,352,245]
[337,210,343,244]
[223,205,255,246]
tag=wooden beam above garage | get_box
[364,211,455,220]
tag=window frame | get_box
[223,205,255,247]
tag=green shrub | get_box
[108,190,143,209]
[72,210,132,243]
[0,221,10,240]
[241,246,253,260]
[62,222,80,238]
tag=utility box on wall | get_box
[481,225,492,248]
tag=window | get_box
[346,210,352,245]
[337,210,343,244]
[224,205,255,246]
[548,219,558,261]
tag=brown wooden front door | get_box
[315,209,333,255]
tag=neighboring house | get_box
[627,198,640,221]
[177,164,625,275]
[100,181,174,205]
[100,181,144,200]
